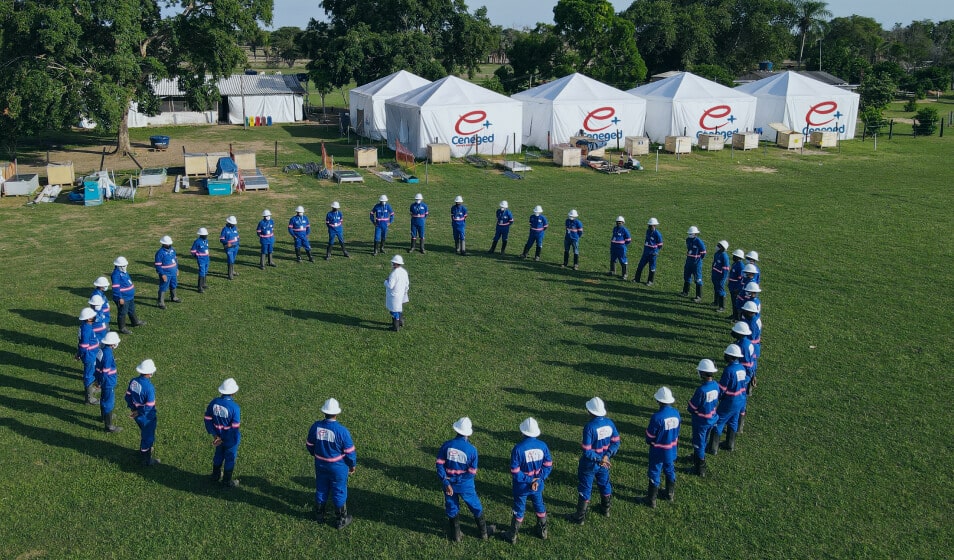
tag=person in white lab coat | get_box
[384,255,409,331]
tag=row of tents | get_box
[351,70,860,159]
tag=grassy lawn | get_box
[0,123,951,559]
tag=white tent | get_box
[385,76,522,159]
[350,70,432,141]
[627,72,757,144]
[735,71,860,141]
[511,73,647,150]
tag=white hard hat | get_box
[499,200,508,209]
[263,209,272,217]
[331,201,341,209]
[160,235,173,246]
[616,216,625,223]
[295,205,305,213]
[746,251,759,262]
[568,209,579,218]
[391,255,404,265]
[743,263,759,274]
[654,386,675,404]
[226,215,237,225]
[454,195,463,203]
[585,397,607,417]
[744,282,762,293]
[88,294,105,307]
[93,276,109,289]
[724,344,743,358]
[79,308,97,321]
[718,240,729,250]
[697,358,718,373]
[520,417,541,438]
[414,193,423,201]
[321,397,342,415]
[136,359,157,375]
[453,416,473,436]
[102,331,120,346]
[197,227,209,236]
[533,205,543,214]
[687,226,700,235]
[732,249,745,259]
[647,217,659,226]
[379,195,388,203]
[742,301,760,313]
[218,378,239,395]
[732,321,752,336]
[113,256,128,267]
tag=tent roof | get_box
[735,71,857,97]
[512,73,642,103]
[351,70,431,98]
[152,74,305,97]
[628,72,754,101]
[387,75,517,108]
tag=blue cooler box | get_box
[206,178,233,196]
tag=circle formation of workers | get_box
[74,193,764,541]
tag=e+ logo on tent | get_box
[698,105,738,139]
[802,101,845,135]
[582,106,622,141]
[452,110,495,146]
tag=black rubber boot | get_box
[634,264,643,283]
[717,295,725,312]
[645,484,658,508]
[373,241,379,256]
[210,465,222,483]
[170,289,181,303]
[197,277,204,293]
[537,515,548,540]
[664,478,676,502]
[567,496,589,525]
[325,247,332,261]
[563,250,569,267]
[693,284,703,303]
[707,428,720,456]
[334,505,353,530]
[268,254,276,267]
[722,427,737,451]
[340,241,351,257]
[681,282,690,297]
[454,239,460,254]
[647,270,655,286]
[737,414,745,433]
[408,239,415,253]
[599,494,612,517]
[447,517,461,542]
[118,315,131,335]
[475,513,492,540]
[621,264,628,280]
[141,448,160,467]
[85,385,99,405]
[307,250,314,262]
[533,246,541,261]
[295,248,302,262]
[131,315,146,327]
[698,457,707,478]
[419,239,425,254]
[315,502,327,524]
[157,291,166,309]
[500,240,507,254]
[104,413,122,433]
[259,254,266,270]
[573,253,579,270]
[460,239,466,256]
[379,236,387,253]
[222,469,239,488]
[608,263,616,276]
[506,517,521,545]
[227,264,234,280]
[391,318,400,332]
[489,240,498,253]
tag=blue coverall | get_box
[436,435,483,519]
[326,210,345,247]
[645,405,681,486]
[728,258,745,317]
[125,375,157,452]
[577,416,621,501]
[190,236,210,278]
[522,214,549,255]
[688,380,720,460]
[684,236,707,285]
[306,419,357,508]
[610,225,631,265]
[220,225,240,265]
[635,227,663,276]
[91,288,110,339]
[111,266,137,326]
[205,395,242,470]
[711,248,730,297]
[154,246,178,294]
[370,203,394,243]
[451,204,468,242]
[288,214,311,251]
[564,218,583,255]
[493,208,514,243]
[76,321,98,388]
[257,218,275,255]
[409,201,428,240]
[95,345,119,416]
[714,360,748,435]
[510,437,553,522]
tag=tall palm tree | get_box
[791,0,832,69]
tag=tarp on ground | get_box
[735,71,859,140]
[384,76,523,159]
[512,73,647,150]
[627,72,757,144]
[350,70,432,141]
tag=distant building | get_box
[735,70,856,91]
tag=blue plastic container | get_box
[149,135,170,149]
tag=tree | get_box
[816,16,883,82]
[269,27,302,67]
[552,0,646,88]
[790,0,832,69]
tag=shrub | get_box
[903,99,918,112]
[913,107,939,136]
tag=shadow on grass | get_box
[58,285,96,299]
[0,350,75,379]
[9,308,78,328]
[0,329,75,354]
[266,306,381,330]
[0,393,100,428]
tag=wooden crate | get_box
[184,153,209,176]
[354,147,378,168]
[731,132,760,150]
[0,162,15,182]
[624,136,650,155]
[552,144,582,167]
[427,143,450,163]
[233,151,257,170]
[206,152,229,173]
[46,162,75,186]
[697,134,724,151]
[810,131,837,148]
[777,131,802,149]
[570,135,605,158]
[3,174,39,196]
[664,136,692,154]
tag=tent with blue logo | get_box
[384,76,523,159]
[627,72,757,144]
[512,73,647,150]
[350,70,432,141]
[735,71,859,141]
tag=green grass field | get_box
[1,116,952,559]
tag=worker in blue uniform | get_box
[728,249,746,319]
[220,216,240,280]
[488,200,514,254]
[506,417,553,544]
[289,206,313,262]
[257,209,277,268]
[88,294,108,342]
[731,320,757,434]
[735,281,762,320]
[205,378,242,488]
[568,397,621,524]
[154,235,181,309]
[644,387,681,508]
[742,300,762,395]
[76,308,100,405]
[746,251,761,284]
[306,398,357,529]
[708,344,748,456]
[110,256,145,335]
[687,359,719,477]
[325,201,350,259]
[608,216,631,280]
[436,417,490,541]
[95,331,122,433]
[451,195,468,255]
[634,217,663,285]
[190,228,211,293]
[125,359,160,466]
[682,226,707,302]
[563,209,583,270]
[370,195,394,256]
[91,277,111,333]
[711,240,730,312]
[520,205,549,261]
[408,193,428,253]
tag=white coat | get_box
[385,265,410,312]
